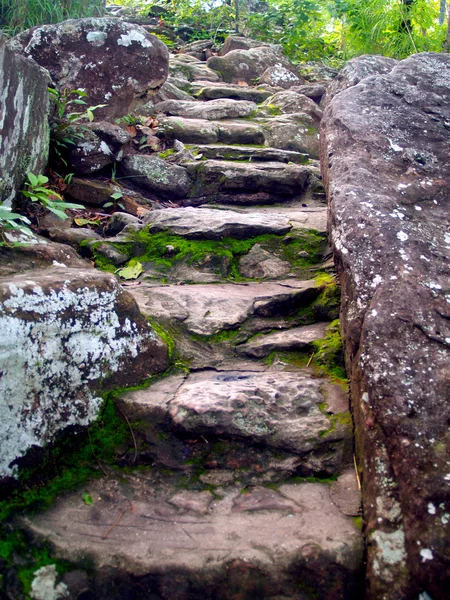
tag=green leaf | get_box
[47,207,69,220]
[110,192,123,200]
[37,174,49,185]
[74,217,99,226]
[115,261,144,280]
[27,172,38,187]
[82,493,93,505]
[103,202,113,208]
[87,109,94,122]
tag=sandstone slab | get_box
[0,268,168,481]
[10,18,169,120]
[142,207,291,239]
[154,98,257,120]
[158,116,265,146]
[25,475,363,599]
[263,91,323,121]
[130,280,320,335]
[237,322,329,358]
[321,52,450,599]
[238,244,291,279]
[120,155,191,199]
[260,65,303,89]
[263,114,320,158]
[190,144,308,164]
[192,82,273,103]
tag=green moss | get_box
[148,317,176,360]
[352,516,363,530]
[158,148,176,160]
[92,252,117,274]
[312,319,346,381]
[319,411,352,437]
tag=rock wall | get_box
[321,53,450,599]
[0,254,169,482]
[0,34,50,206]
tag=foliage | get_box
[22,172,83,220]
[0,205,32,245]
[0,0,104,35]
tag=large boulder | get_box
[0,264,169,482]
[0,34,50,206]
[207,46,298,85]
[321,52,450,600]
[9,18,169,120]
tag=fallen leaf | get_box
[116,260,144,280]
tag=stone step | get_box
[129,280,321,336]
[190,81,274,102]
[158,115,265,145]
[185,159,311,204]
[25,473,363,599]
[118,368,352,478]
[189,144,309,164]
[154,98,257,120]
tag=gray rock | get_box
[92,243,129,266]
[120,155,191,199]
[0,268,168,481]
[25,474,363,598]
[263,91,323,121]
[207,46,299,85]
[86,121,133,148]
[263,114,320,159]
[219,35,268,55]
[0,36,50,206]
[10,18,169,120]
[321,52,450,599]
[169,57,220,82]
[323,54,398,106]
[130,279,320,335]
[291,82,328,103]
[154,98,257,120]
[186,159,311,200]
[46,227,101,249]
[238,244,291,279]
[158,116,265,145]
[65,177,116,206]
[192,82,273,103]
[260,65,303,89]
[330,468,362,517]
[152,80,193,103]
[237,322,329,358]
[143,207,291,239]
[105,212,141,236]
[67,127,116,175]
[189,144,309,164]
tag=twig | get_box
[114,401,138,463]
[102,509,125,539]
[353,454,361,491]
[306,352,315,368]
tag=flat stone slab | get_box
[158,116,265,145]
[207,205,328,232]
[191,82,273,102]
[142,207,292,239]
[186,159,310,199]
[25,476,363,598]
[237,322,329,358]
[154,98,257,120]
[191,144,309,164]
[130,280,320,335]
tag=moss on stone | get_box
[312,319,346,381]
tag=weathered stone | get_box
[260,65,304,89]
[321,52,450,599]
[186,160,311,200]
[219,35,268,55]
[65,177,116,206]
[142,207,291,239]
[169,57,220,82]
[237,322,329,358]
[157,116,265,145]
[189,144,309,164]
[192,82,272,103]
[0,35,50,206]
[91,243,129,267]
[330,468,362,517]
[105,212,141,236]
[0,268,168,481]
[291,82,328,103]
[46,226,101,249]
[238,244,291,279]
[223,205,328,232]
[120,155,191,199]
[263,91,323,121]
[152,80,194,103]
[207,46,298,85]
[323,54,398,106]
[10,18,169,120]
[86,121,133,148]
[66,127,116,175]
[263,114,320,158]
[154,98,257,120]
[25,475,363,599]
[130,279,320,335]
[297,61,339,82]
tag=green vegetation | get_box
[312,318,346,380]
[22,172,83,220]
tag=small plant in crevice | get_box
[0,204,33,246]
[22,172,83,221]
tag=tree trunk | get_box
[444,5,450,51]
[440,0,447,25]
[234,0,240,33]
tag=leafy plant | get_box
[22,172,83,220]
[0,205,33,245]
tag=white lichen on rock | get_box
[30,565,69,600]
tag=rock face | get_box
[0,267,168,481]
[9,18,169,120]
[321,52,450,600]
[0,34,50,206]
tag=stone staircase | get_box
[23,54,364,599]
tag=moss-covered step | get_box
[191,82,273,102]
[157,116,265,145]
[188,143,309,164]
[185,159,311,203]
[23,473,363,599]
[154,98,258,120]
[129,280,322,336]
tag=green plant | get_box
[22,172,83,220]
[0,205,33,245]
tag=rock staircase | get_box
[23,54,364,599]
